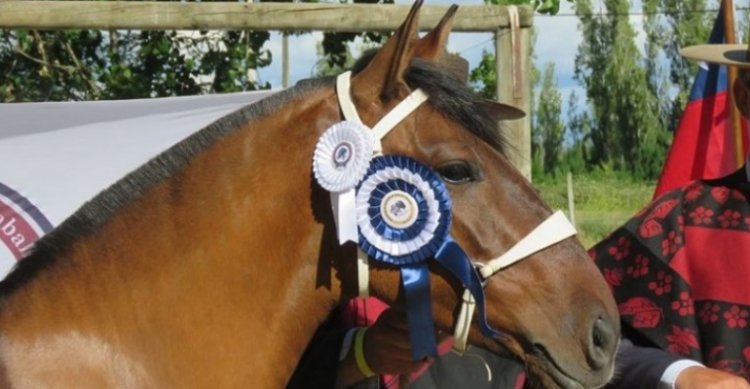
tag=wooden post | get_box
[722,0,746,167]
[567,171,576,227]
[282,33,289,88]
[496,6,532,181]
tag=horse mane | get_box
[0,60,508,296]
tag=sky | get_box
[253,0,744,118]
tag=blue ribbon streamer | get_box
[434,238,501,339]
[401,264,438,360]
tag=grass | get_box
[532,171,656,249]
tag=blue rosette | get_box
[356,155,452,265]
[356,155,501,360]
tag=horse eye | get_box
[436,161,476,184]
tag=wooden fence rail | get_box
[0,2,532,32]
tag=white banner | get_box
[0,90,277,276]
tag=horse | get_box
[0,2,620,388]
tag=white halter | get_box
[452,210,577,352]
[335,71,429,297]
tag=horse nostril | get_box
[588,317,617,370]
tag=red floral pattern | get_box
[689,206,714,225]
[670,292,694,316]
[666,326,700,356]
[603,267,623,288]
[661,231,682,256]
[724,306,749,329]
[711,187,730,204]
[626,255,649,279]
[648,270,673,296]
[589,169,750,379]
[608,236,631,261]
[718,210,742,228]
[699,302,721,324]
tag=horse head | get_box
[330,2,621,388]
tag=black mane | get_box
[0,58,508,295]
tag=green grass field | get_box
[532,172,656,249]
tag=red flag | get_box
[653,8,749,198]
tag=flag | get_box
[653,6,749,198]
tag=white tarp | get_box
[0,90,277,276]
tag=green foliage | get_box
[535,62,565,174]
[534,170,655,248]
[0,23,272,102]
[642,0,712,130]
[470,50,497,100]
[572,0,668,179]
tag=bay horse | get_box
[0,2,619,388]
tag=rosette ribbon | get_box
[313,121,375,244]
[356,155,499,360]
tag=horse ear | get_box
[480,100,526,121]
[414,4,458,61]
[352,0,423,102]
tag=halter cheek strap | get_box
[452,211,577,352]
[335,71,429,297]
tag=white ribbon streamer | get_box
[453,211,577,353]
[331,190,358,244]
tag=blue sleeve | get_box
[605,338,683,389]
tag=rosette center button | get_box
[333,141,354,168]
[381,190,418,229]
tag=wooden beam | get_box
[0,2,533,32]
[496,20,532,180]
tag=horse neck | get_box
[5,87,349,387]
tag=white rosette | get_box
[313,121,374,193]
[313,121,375,244]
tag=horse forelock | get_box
[350,50,510,154]
[0,79,333,296]
[403,60,510,154]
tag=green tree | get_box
[573,0,667,178]
[642,0,711,130]
[563,89,591,174]
[535,62,565,174]
[0,0,280,102]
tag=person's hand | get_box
[675,366,750,389]
[362,307,430,375]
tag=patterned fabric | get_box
[590,167,750,380]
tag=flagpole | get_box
[722,0,745,167]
